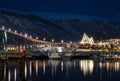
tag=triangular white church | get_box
[80,33,94,45]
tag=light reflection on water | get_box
[25,62,27,79]
[35,60,38,76]
[30,61,32,76]
[80,60,94,76]
[8,70,10,81]
[105,61,120,72]
[14,68,16,81]
[0,59,120,81]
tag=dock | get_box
[0,50,120,60]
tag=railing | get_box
[0,26,66,45]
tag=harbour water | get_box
[1,59,120,81]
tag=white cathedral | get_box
[80,33,94,45]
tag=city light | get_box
[36,37,38,39]
[14,30,17,33]
[25,34,27,37]
[52,39,54,42]
[20,33,22,35]
[30,35,32,38]
[0,1,120,81]
[8,28,11,31]
[2,26,5,29]
[61,40,64,43]
[43,38,46,41]
[2,27,120,59]
[70,41,72,44]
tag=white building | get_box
[80,33,94,45]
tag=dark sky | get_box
[0,0,119,18]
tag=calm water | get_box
[1,59,120,81]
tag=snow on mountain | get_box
[0,10,76,44]
[54,19,120,40]
[0,10,120,44]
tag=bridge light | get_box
[20,33,22,35]
[8,28,11,31]
[30,35,32,38]
[19,48,24,54]
[2,26,5,29]
[36,37,38,39]
[70,41,72,44]
[61,40,64,43]
[14,30,17,33]
[52,39,54,42]
[25,34,27,37]
[43,38,46,41]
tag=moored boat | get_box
[48,52,62,60]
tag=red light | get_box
[20,48,24,53]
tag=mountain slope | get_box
[54,19,120,40]
[0,10,76,43]
[0,10,120,44]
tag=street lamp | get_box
[52,39,54,42]
[14,30,17,33]
[2,26,5,29]
[36,37,38,40]
[20,33,22,35]
[43,38,45,41]
[25,34,27,37]
[30,35,32,38]
[61,40,64,43]
[70,41,72,44]
[8,28,11,31]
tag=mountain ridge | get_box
[0,10,120,44]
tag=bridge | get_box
[0,26,67,49]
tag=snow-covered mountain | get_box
[0,10,120,44]
[0,10,76,43]
[54,19,120,40]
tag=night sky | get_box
[0,0,119,18]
